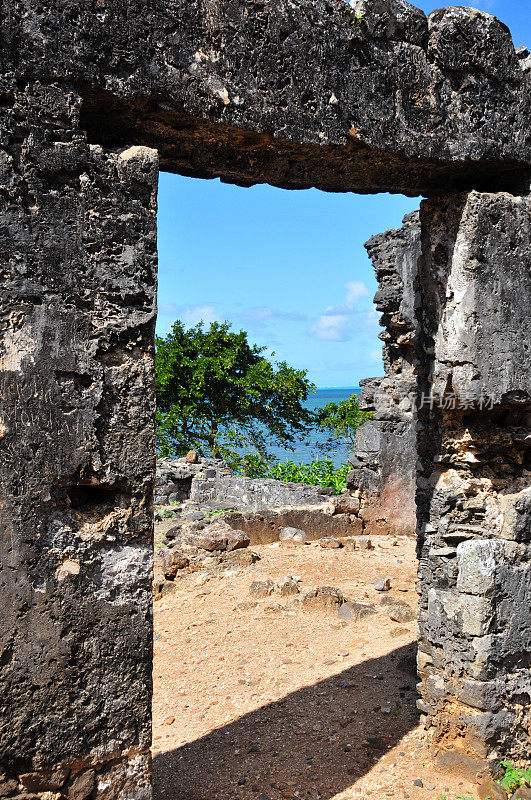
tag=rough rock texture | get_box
[415,191,531,775]
[302,585,345,611]
[155,457,365,540]
[156,456,336,510]
[424,192,530,405]
[190,466,336,510]
[350,190,531,775]
[155,456,230,505]
[347,211,420,536]
[2,1,531,195]
[229,507,352,542]
[0,85,157,797]
[153,518,255,598]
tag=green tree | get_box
[155,320,316,464]
[316,392,372,452]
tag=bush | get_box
[235,455,349,495]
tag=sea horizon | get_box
[267,385,361,467]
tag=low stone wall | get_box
[222,507,363,544]
[191,471,336,510]
[155,456,229,505]
[155,457,336,511]
[155,457,415,540]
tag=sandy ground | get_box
[152,534,483,800]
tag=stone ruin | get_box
[0,0,530,797]
[153,456,365,600]
[347,210,421,538]
[155,456,337,512]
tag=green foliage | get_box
[235,455,349,495]
[499,761,531,794]
[316,392,373,451]
[156,320,316,462]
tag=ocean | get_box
[267,386,360,467]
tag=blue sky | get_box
[156,0,528,388]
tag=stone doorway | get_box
[1,1,529,798]
[151,175,425,798]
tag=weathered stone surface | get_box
[302,586,345,611]
[157,547,190,580]
[5,0,530,194]
[510,788,531,800]
[225,529,251,551]
[478,776,508,800]
[427,192,531,406]
[19,768,69,793]
[67,770,95,800]
[194,527,232,552]
[155,456,230,505]
[416,191,531,770]
[1,0,530,792]
[329,494,361,515]
[154,519,254,594]
[276,576,300,597]
[279,527,307,544]
[222,506,362,543]
[337,601,376,622]
[318,537,342,549]
[386,602,416,623]
[347,211,420,537]
[0,85,157,793]
[191,468,335,510]
[249,580,275,598]
[428,7,518,81]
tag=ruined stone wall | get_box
[190,469,336,510]
[347,211,420,537]
[1,0,530,794]
[349,188,531,775]
[155,457,336,510]
[415,191,531,775]
[155,456,227,505]
[0,83,158,797]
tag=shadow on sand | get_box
[153,642,419,800]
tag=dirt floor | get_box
[152,532,484,800]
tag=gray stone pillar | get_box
[0,82,158,798]
[347,211,421,537]
[416,191,531,775]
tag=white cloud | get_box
[311,280,373,342]
[312,312,352,342]
[156,302,308,340]
[181,305,219,328]
[345,280,370,306]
